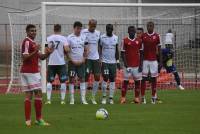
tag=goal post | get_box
[7,2,200,93]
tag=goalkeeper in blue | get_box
[159,29,184,90]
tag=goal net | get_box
[7,2,200,93]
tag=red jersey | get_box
[20,37,39,73]
[142,32,160,61]
[121,37,142,67]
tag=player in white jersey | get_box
[67,21,89,105]
[81,19,101,104]
[45,24,69,105]
[165,29,174,49]
[100,24,120,104]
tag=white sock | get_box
[92,81,99,97]
[109,82,115,98]
[69,84,74,100]
[47,82,52,101]
[80,82,86,101]
[101,81,107,97]
[60,83,66,101]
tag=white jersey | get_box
[165,33,174,45]
[47,34,68,65]
[67,33,87,62]
[100,34,118,64]
[81,29,101,60]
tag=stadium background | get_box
[0,0,200,92]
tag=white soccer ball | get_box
[96,108,109,120]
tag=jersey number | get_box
[50,41,60,49]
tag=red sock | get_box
[24,99,31,121]
[141,80,146,97]
[134,81,140,98]
[151,78,157,97]
[121,81,128,97]
[34,98,42,121]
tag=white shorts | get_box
[21,73,42,92]
[142,60,158,77]
[124,67,142,81]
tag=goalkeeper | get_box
[159,29,184,90]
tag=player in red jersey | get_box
[120,26,143,104]
[21,24,52,126]
[141,22,162,104]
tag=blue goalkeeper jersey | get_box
[162,48,173,63]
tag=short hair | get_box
[26,24,36,32]
[89,19,97,24]
[73,21,82,28]
[54,24,61,32]
[137,27,144,32]
[128,26,135,30]
[106,24,113,28]
[147,21,154,26]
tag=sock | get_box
[92,81,99,97]
[34,97,42,121]
[101,81,107,97]
[173,72,181,86]
[141,80,146,97]
[24,99,31,121]
[69,83,74,100]
[151,77,157,97]
[60,83,66,101]
[46,83,52,101]
[135,81,140,98]
[121,80,128,97]
[80,82,86,101]
[109,82,115,98]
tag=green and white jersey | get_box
[81,29,101,60]
[100,34,118,64]
[47,34,68,65]
[67,33,87,62]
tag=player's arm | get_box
[158,43,163,67]
[83,41,89,60]
[22,43,39,61]
[39,47,53,60]
[120,40,127,68]
[116,43,120,69]
[139,45,144,72]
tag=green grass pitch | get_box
[0,90,200,134]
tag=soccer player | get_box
[100,24,120,104]
[21,24,51,126]
[67,21,89,105]
[136,27,144,38]
[45,24,69,105]
[120,26,143,104]
[81,19,101,104]
[160,29,184,90]
[141,21,162,104]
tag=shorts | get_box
[21,73,42,92]
[47,65,67,83]
[124,67,142,81]
[164,64,177,73]
[68,61,85,80]
[142,60,158,77]
[101,62,117,81]
[85,59,101,76]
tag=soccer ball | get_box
[96,108,109,120]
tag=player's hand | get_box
[138,66,143,72]
[45,47,54,55]
[126,67,131,73]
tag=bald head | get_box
[88,19,97,32]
